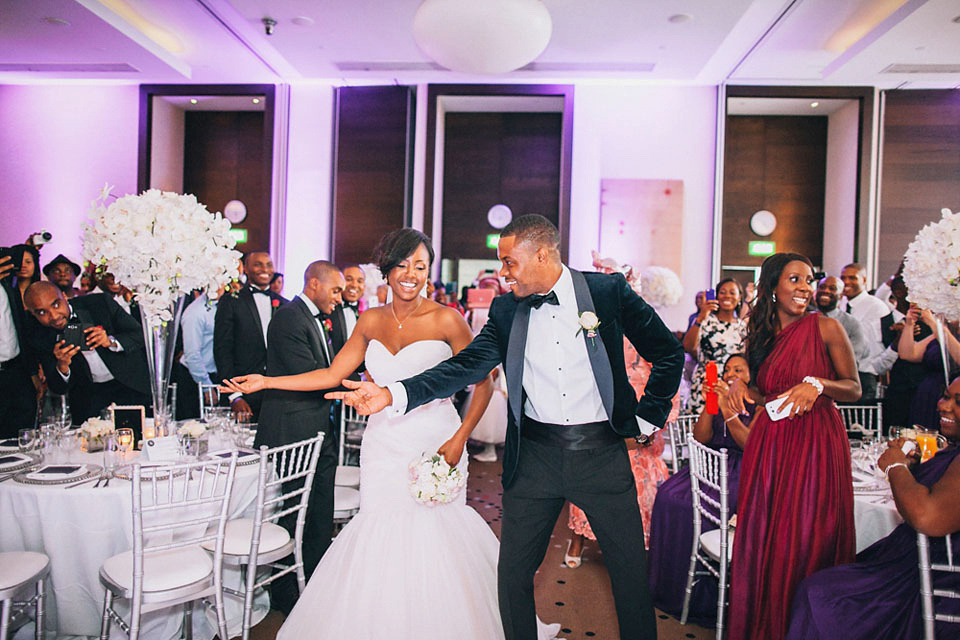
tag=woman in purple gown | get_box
[726,253,862,640]
[899,307,959,429]
[648,354,754,624]
[787,376,960,639]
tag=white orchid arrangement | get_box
[902,208,960,322]
[82,186,241,324]
[408,453,466,506]
[80,417,115,439]
[640,266,683,309]
[177,420,207,438]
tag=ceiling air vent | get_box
[882,63,960,74]
[0,63,139,72]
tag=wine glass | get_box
[115,428,134,459]
[102,434,120,479]
[18,428,37,454]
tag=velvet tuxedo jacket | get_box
[401,268,684,488]
[213,285,287,383]
[255,296,346,448]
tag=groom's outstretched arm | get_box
[399,319,503,413]
[618,275,684,428]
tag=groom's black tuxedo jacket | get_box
[255,296,346,448]
[401,268,684,488]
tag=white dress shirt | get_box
[298,294,331,363]
[388,265,656,436]
[843,290,892,374]
[180,293,218,384]
[0,287,20,362]
[251,286,273,346]
[342,303,359,338]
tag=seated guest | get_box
[42,254,83,298]
[648,354,755,624]
[23,282,151,426]
[787,376,960,639]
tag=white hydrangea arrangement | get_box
[902,208,960,322]
[80,417,115,439]
[408,453,466,506]
[82,186,241,323]
[177,420,207,438]
[640,266,683,309]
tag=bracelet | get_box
[724,413,739,424]
[802,376,824,396]
[884,461,909,483]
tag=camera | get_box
[59,321,93,351]
[262,17,276,35]
[30,229,52,246]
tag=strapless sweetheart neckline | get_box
[367,338,449,358]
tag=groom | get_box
[331,214,683,639]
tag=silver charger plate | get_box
[202,449,261,467]
[112,462,185,481]
[14,463,102,486]
[0,452,39,474]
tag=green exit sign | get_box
[486,233,500,249]
[229,228,248,244]
[748,240,775,256]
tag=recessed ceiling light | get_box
[292,16,315,26]
[43,17,70,26]
[810,101,820,108]
[252,98,260,104]
[667,14,691,24]
[190,99,198,104]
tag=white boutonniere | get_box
[577,311,601,346]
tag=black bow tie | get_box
[526,291,559,309]
[252,288,270,296]
[344,301,358,309]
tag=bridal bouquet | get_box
[82,187,241,324]
[640,266,683,309]
[408,453,466,506]
[902,207,960,322]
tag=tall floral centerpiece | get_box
[83,187,240,435]
[902,207,960,387]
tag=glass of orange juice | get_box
[914,427,947,463]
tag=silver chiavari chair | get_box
[0,552,49,640]
[836,403,883,441]
[663,413,698,474]
[917,531,960,639]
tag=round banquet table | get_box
[0,448,269,640]
[854,487,903,553]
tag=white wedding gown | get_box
[277,339,560,640]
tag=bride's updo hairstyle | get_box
[373,228,435,279]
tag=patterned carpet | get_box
[250,447,714,640]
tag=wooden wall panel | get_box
[878,90,960,281]
[332,86,411,266]
[183,111,269,253]
[721,115,828,270]
[441,112,561,262]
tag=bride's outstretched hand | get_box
[325,379,392,415]
[437,435,466,467]
[220,374,265,395]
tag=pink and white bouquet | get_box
[408,452,465,506]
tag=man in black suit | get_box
[334,215,684,640]
[0,255,38,438]
[23,282,151,425]
[214,251,286,422]
[255,260,345,614]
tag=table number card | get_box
[142,436,179,461]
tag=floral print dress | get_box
[688,313,746,416]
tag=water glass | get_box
[60,430,81,461]
[18,428,37,453]
[39,423,59,462]
[102,434,120,475]
[116,428,134,458]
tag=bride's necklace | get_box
[390,297,422,329]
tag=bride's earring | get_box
[772,292,777,302]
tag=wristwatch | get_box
[635,433,651,447]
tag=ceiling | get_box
[1,0,959,88]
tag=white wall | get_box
[149,97,185,192]
[570,85,719,330]
[0,84,140,264]
[822,100,860,277]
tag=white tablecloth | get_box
[0,450,269,640]
[854,488,903,552]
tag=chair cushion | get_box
[102,546,212,592]
[335,465,361,487]
[700,528,735,563]
[0,552,49,591]
[200,518,291,556]
[333,486,360,516]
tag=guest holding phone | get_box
[683,279,746,415]
[0,249,38,438]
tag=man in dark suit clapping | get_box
[23,282,151,425]
[214,251,286,422]
[255,260,345,614]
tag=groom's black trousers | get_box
[498,431,657,640]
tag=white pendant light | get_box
[413,0,552,74]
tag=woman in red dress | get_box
[726,253,861,640]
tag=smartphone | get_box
[0,246,24,277]
[705,288,716,301]
[59,322,93,351]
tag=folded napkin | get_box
[0,453,31,470]
[23,464,87,481]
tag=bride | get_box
[223,228,559,640]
